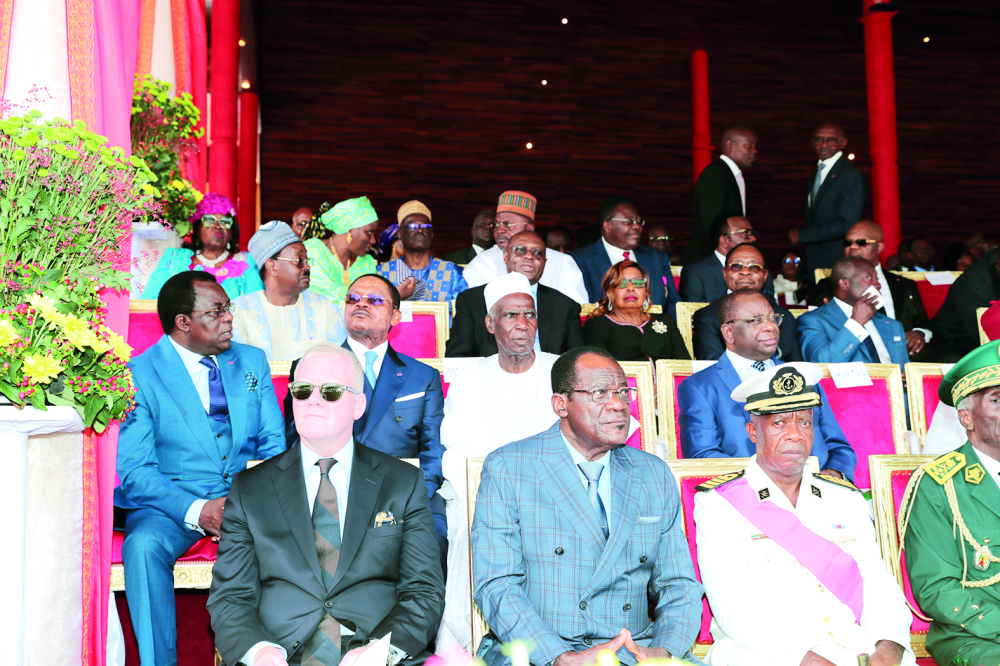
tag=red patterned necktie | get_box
[622,251,630,261]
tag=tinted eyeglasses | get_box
[273,256,309,268]
[722,228,756,239]
[493,221,530,230]
[345,293,390,307]
[201,215,235,229]
[404,222,433,230]
[616,278,648,289]
[190,302,236,319]
[511,245,545,259]
[288,382,361,402]
[724,313,784,328]
[570,387,639,404]
[811,136,842,146]
[842,239,879,248]
[726,262,765,273]
[649,235,673,242]
[607,217,645,227]
[784,257,801,265]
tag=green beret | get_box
[940,339,1000,407]
[320,196,378,234]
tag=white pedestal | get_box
[0,406,83,666]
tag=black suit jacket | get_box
[814,270,930,332]
[933,249,1000,354]
[442,245,480,265]
[679,252,776,303]
[683,159,743,264]
[693,297,802,362]
[800,156,865,272]
[445,284,584,357]
[207,442,444,666]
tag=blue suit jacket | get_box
[570,242,680,317]
[677,353,857,479]
[797,301,909,367]
[473,423,702,666]
[114,335,286,526]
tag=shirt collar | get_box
[720,154,742,176]
[601,235,629,261]
[818,151,844,169]
[744,455,804,511]
[167,334,217,371]
[561,431,612,472]
[346,336,389,362]
[715,250,728,267]
[973,446,1000,485]
[300,437,355,476]
[832,297,854,320]
[725,349,773,374]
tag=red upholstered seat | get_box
[920,374,943,432]
[914,280,949,319]
[127,310,163,356]
[890,470,931,638]
[273,372,290,415]
[111,529,218,565]
[386,312,443,358]
[679,474,717,652]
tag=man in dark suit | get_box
[443,210,495,264]
[286,274,447,568]
[683,126,757,264]
[693,243,801,361]
[933,249,1000,355]
[790,123,864,278]
[679,289,856,479]
[208,343,444,666]
[116,271,286,665]
[679,214,774,302]
[473,347,703,666]
[570,196,680,315]
[798,257,909,367]
[447,230,583,357]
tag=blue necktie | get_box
[861,336,880,363]
[199,357,229,422]
[578,461,609,540]
[364,351,378,389]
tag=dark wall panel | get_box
[258,0,1000,265]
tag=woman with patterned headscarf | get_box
[302,196,380,303]
[141,193,264,299]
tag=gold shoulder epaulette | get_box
[695,470,744,492]
[813,473,862,492]
[922,451,966,485]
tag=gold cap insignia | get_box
[773,371,805,396]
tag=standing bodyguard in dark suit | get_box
[679,214,774,302]
[683,126,757,264]
[443,210,495,265]
[571,196,680,315]
[448,231,583,357]
[286,274,447,568]
[790,123,865,276]
[209,343,444,666]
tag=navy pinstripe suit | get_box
[472,422,703,665]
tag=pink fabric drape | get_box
[186,0,207,189]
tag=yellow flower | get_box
[60,315,100,350]
[107,330,132,363]
[23,354,63,384]
[25,293,62,321]
[0,319,19,346]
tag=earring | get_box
[346,231,354,244]
[607,301,613,312]
[643,299,650,312]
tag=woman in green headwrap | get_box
[302,196,381,303]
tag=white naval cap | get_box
[730,362,825,415]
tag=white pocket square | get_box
[894,336,902,342]
[636,515,661,524]
[395,392,425,402]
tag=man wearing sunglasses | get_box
[209,343,444,666]
[284,274,448,572]
[463,190,589,304]
[692,243,802,362]
[789,123,864,279]
[571,196,680,316]
[116,271,286,666]
[447,230,584,357]
[378,200,467,303]
[679,213,775,303]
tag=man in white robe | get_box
[436,272,560,652]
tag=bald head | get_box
[721,126,757,169]
[503,230,547,284]
[290,207,312,238]
[843,220,885,265]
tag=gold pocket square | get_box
[374,511,398,527]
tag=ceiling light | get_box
[848,153,855,160]
[241,80,251,89]
[238,38,246,47]
[923,37,930,42]
[541,80,548,85]
[526,142,533,149]
[561,18,568,24]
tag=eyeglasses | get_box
[811,136,843,146]
[511,245,545,259]
[288,382,361,402]
[722,229,756,239]
[724,313,784,328]
[726,262,765,273]
[201,215,235,229]
[649,235,673,242]
[189,302,236,319]
[616,278,648,289]
[493,221,530,230]
[404,222,433,230]
[607,217,645,227]
[345,293,392,307]
[570,387,638,404]
[842,238,879,248]
[784,257,801,265]
[272,256,309,268]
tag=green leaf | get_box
[83,395,100,427]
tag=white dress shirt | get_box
[725,350,775,383]
[808,151,843,207]
[167,336,221,533]
[601,236,632,266]
[562,431,612,533]
[462,244,589,304]
[720,155,746,215]
[715,250,728,268]
[873,264,932,342]
[472,244,484,256]
[976,446,1000,491]
[832,298,891,364]
[346,337,389,383]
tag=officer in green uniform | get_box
[900,339,1000,665]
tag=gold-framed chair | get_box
[978,306,989,345]
[869,454,936,658]
[619,361,658,455]
[388,300,450,358]
[654,360,702,459]
[675,302,708,359]
[467,457,488,654]
[664,456,820,659]
[787,308,808,318]
[814,268,832,283]
[904,363,947,447]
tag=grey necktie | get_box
[578,461,609,539]
[811,163,826,204]
[301,459,342,666]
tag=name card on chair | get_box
[829,362,873,389]
[399,302,414,322]
[923,271,955,286]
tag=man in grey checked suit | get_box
[472,347,703,666]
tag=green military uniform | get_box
[899,340,1000,664]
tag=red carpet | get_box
[115,590,217,665]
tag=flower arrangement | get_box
[161,178,204,238]
[0,111,160,431]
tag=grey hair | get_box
[956,394,975,412]
[299,342,364,390]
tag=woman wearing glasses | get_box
[583,260,689,362]
[141,193,264,299]
[773,249,806,306]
